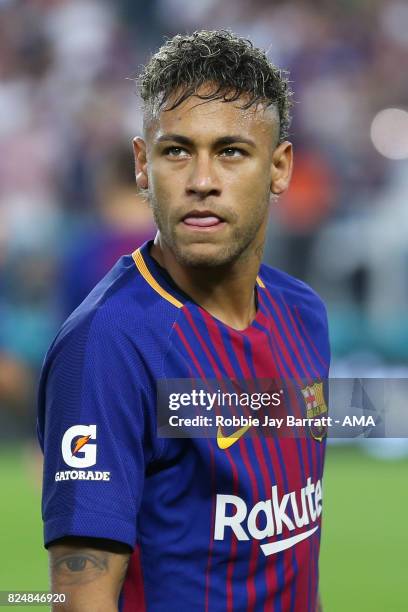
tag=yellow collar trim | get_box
[132,248,183,308]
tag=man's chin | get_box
[172,242,239,268]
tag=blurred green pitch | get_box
[0,445,406,611]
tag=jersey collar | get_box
[132,240,265,310]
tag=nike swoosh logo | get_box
[260,525,319,556]
[216,424,251,449]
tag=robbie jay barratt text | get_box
[167,415,333,428]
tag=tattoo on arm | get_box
[50,537,131,590]
[51,549,110,586]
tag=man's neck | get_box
[150,237,263,331]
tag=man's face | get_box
[134,88,292,268]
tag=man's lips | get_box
[183,216,222,227]
[182,210,225,228]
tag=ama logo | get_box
[55,425,110,482]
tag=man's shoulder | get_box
[258,263,330,370]
[49,254,179,356]
[258,262,327,312]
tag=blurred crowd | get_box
[1,0,407,438]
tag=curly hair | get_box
[139,30,293,143]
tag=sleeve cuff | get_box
[44,512,136,550]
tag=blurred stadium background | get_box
[0,0,407,610]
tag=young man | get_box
[38,30,330,611]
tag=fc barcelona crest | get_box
[301,382,328,442]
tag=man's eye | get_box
[163,147,189,157]
[219,147,245,157]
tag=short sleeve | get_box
[37,306,160,549]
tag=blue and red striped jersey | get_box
[37,240,330,611]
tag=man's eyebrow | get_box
[214,135,256,148]
[156,134,193,145]
[155,134,256,147]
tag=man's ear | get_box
[133,137,148,190]
[270,141,293,195]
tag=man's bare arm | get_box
[49,537,131,611]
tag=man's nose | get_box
[185,154,221,198]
